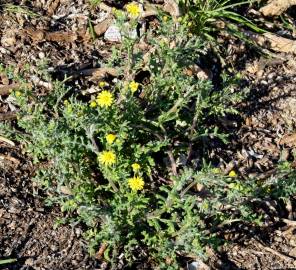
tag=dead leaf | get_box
[94,18,113,36]
[279,133,296,146]
[260,0,296,16]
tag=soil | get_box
[0,146,97,270]
[1,0,296,269]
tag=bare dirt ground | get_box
[1,0,296,269]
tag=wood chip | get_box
[21,28,81,43]
[163,0,181,18]
[48,0,60,16]
[98,3,113,13]
[0,154,20,166]
[0,136,15,146]
[183,65,213,80]
[0,73,9,85]
[94,18,113,36]
[0,83,20,96]
[245,30,296,54]
[46,31,77,43]
[30,75,53,90]
[89,67,118,80]
[256,241,294,262]
[279,133,296,146]
[260,0,296,16]
[0,112,17,121]
[96,242,108,260]
[60,186,72,195]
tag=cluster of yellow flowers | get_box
[98,134,117,165]
[98,155,144,192]
[92,80,144,191]
[129,162,144,191]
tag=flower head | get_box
[98,151,116,166]
[228,170,237,178]
[106,134,116,144]
[126,3,141,18]
[96,91,114,108]
[212,168,220,174]
[15,91,22,97]
[131,163,141,172]
[128,176,144,191]
[99,81,106,88]
[90,100,97,108]
[129,81,139,93]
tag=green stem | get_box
[0,258,17,265]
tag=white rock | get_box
[104,24,137,42]
[188,260,210,270]
[104,25,122,42]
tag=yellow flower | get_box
[131,163,141,172]
[15,91,22,97]
[99,81,106,88]
[128,176,144,191]
[90,101,97,108]
[129,81,139,93]
[163,16,168,22]
[212,168,220,174]
[98,151,116,166]
[228,170,237,178]
[106,134,116,144]
[229,182,243,191]
[96,91,114,108]
[126,3,141,18]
